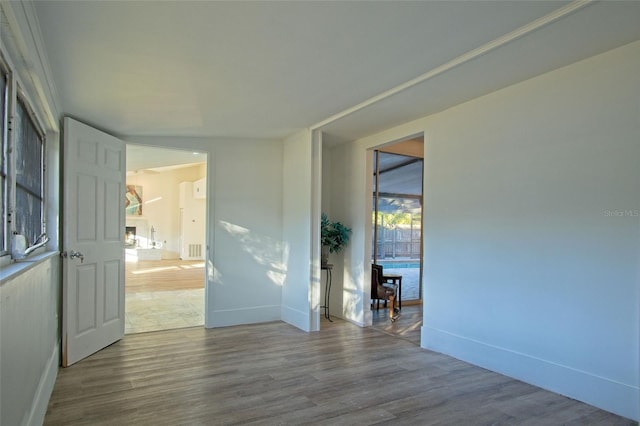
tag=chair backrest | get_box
[371,264,384,298]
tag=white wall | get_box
[1,256,61,426]
[421,40,639,420]
[281,130,317,331]
[209,139,284,327]
[126,164,204,258]
[327,40,639,420]
[0,2,62,425]
[324,142,364,325]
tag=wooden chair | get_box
[371,264,399,321]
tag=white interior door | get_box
[62,117,125,367]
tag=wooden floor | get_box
[125,259,205,293]
[372,303,422,346]
[45,320,634,425]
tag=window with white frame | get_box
[0,54,47,259]
[14,96,45,247]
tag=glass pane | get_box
[15,189,42,245]
[372,150,424,301]
[374,200,421,259]
[15,99,43,195]
[14,98,44,245]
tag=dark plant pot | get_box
[321,246,329,266]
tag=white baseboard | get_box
[422,326,639,421]
[281,304,312,332]
[342,315,366,328]
[206,305,281,328]
[362,307,373,327]
[26,341,59,426]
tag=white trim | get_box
[208,305,281,328]
[309,130,322,332]
[311,0,594,131]
[342,315,367,329]
[0,250,58,282]
[281,305,311,332]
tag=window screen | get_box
[14,97,44,246]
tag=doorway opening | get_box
[124,145,207,334]
[371,136,424,344]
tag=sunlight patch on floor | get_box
[125,288,204,334]
[131,266,181,275]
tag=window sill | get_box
[0,251,60,283]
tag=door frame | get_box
[371,147,424,302]
[123,143,211,335]
[123,137,213,328]
[363,133,425,334]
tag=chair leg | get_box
[390,295,401,322]
[389,294,396,321]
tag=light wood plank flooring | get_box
[126,259,205,293]
[125,259,205,334]
[372,303,422,346]
[125,289,204,334]
[45,320,634,425]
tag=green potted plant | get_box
[321,213,351,265]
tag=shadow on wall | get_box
[218,220,287,287]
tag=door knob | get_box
[62,250,85,263]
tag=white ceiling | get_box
[34,1,640,144]
[126,145,206,173]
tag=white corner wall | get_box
[325,141,368,326]
[281,130,316,331]
[125,135,314,331]
[421,40,640,420]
